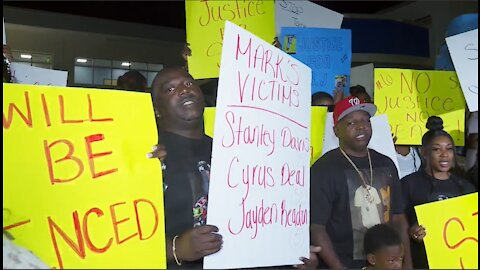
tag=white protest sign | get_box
[275,0,343,36]
[351,63,375,99]
[321,113,400,178]
[205,21,312,269]
[446,29,478,112]
[10,63,68,87]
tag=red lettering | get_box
[44,139,84,185]
[134,199,159,240]
[3,91,33,129]
[59,95,84,124]
[443,217,478,249]
[236,34,252,67]
[85,134,118,179]
[110,202,138,245]
[41,93,52,127]
[227,156,240,189]
[82,208,113,253]
[237,71,249,103]
[88,94,113,122]
[48,212,86,269]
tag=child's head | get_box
[364,224,404,269]
[350,85,372,103]
[117,70,147,92]
[311,91,334,107]
[421,116,456,178]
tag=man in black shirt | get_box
[149,67,322,269]
[149,67,222,268]
[310,96,412,269]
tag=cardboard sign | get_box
[274,0,343,36]
[204,106,327,166]
[185,0,275,79]
[3,83,166,269]
[204,21,311,269]
[415,192,478,269]
[320,113,400,178]
[10,63,68,87]
[374,69,466,146]
[279,27,351,95]
[446,29,478,112]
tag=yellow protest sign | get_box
[3,83,166,269]
[415,192,478,269]
[185,0,275,79]
[310,106,327,165]
[204,107,216,138]
[203,106,327,166]
[374,69,465,146]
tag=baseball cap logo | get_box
[348,97,360,106]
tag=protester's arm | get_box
[392,214,413,269]
[311,224,345,269]
[332,88,344,104]
[166,225,223,263]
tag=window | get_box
[74,57,163,88]
[11,50,53,69]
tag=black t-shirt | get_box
[311,148,404,269]
[159,130,212,268]
[401,170,476,269]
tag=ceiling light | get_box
[76,58,88,63]
[20,54,32,59]
[121,62,131,67]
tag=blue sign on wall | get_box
[280,27,352,95]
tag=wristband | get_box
[172,235,182,266]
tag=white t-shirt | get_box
[354,185,381,228]
[396,147,422,179]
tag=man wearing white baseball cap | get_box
[310,96,412,269]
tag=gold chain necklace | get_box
[340,148,374,203]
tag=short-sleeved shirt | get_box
[396,147,423,179]
[160,130,212,268]
[311,148,404,268]
[401,170,476,269]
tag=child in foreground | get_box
[363,223,404,270]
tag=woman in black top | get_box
[401,116,476,269]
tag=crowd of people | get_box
[142,55,477,269]
[3,17,478,270]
